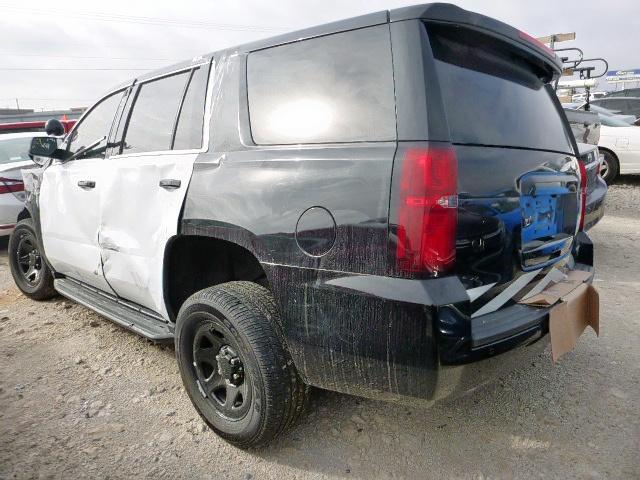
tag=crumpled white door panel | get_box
[99,152,197,318]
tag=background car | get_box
[577,143,607,230]
[605,87,640,98]
[571,91,607,103]
[590,96,640,118]
[598,114,640,184]
[0,132,47,237]
[563,102,638,125]
[0,119,76,135]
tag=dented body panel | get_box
[99,151,199,317]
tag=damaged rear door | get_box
[99,62,211,318]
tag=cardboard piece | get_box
[519,270,599,362]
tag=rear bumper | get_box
[0,191,24,237]
[436,231,593,371]
[280,232,594,405]
[435,231,593,401]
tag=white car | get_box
[571,91,607,103]
[598,115,640,184]
[0,132,45,237]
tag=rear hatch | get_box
[426,22,581,307]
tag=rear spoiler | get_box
[390,3,562,79]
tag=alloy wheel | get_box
[192,322,251,420]
[15,232,42,286]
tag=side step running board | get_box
[54,278,174,342]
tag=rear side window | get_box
[173,66,210,150]
[123,72,190,154]
[427,23,573,154]
[247,25,396,145]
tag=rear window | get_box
[247,25,396,145]
[427,24,573,154]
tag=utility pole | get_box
[15,98,20,111]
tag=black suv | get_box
[10,3,595,448]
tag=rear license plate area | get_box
[519,172,579,270]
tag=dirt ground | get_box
[1,180,639,480]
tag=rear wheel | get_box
[8,219,56,300]
[599,149,619,185]
[175,281,308,448]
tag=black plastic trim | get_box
[55,278,173,342]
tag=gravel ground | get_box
[0,179,639,480]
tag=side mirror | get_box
[45,118,65,136]
[29,136,58,163]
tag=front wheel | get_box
[175,281,308,448]
[8,219,56,300]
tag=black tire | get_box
[175,281,308,448]
[600,149,619,185]
[8,219,56,300]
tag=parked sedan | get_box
[598,115,640,184]
[0,132,46,236]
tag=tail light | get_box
[578,160,588,231]
[0,177,24,195]
[395,144,458,276]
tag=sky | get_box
[0,0,638,111]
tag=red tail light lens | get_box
[0,177,24,195]
[396,145,458,276]
[578,160,587,231]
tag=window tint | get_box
[428,23,573,154]
[123,72,189,154]
[247,25,396,145]
[173,66,209,150]
[67,91,124,160]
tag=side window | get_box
[607,99,623,111]
[247,25,396,145]
[173,66,210,150]
[67,91,125,160]
[122,72,190,154]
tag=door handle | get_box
[77,180,96,189]
[159,179,181,189]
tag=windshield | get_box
[599,114,631,127]
[0,137,34,165]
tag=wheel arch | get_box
[598,146,619,163]
[598,146,620,181]
[16,207,31,222]
[163,230,270,322]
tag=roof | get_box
[131,2,560,85]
